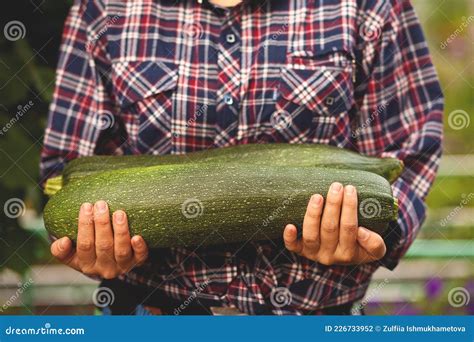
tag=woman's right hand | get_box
[50,201,149,279]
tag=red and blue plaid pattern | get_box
[40,0,443,315]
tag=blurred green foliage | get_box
[413,0,474,153]
[0,1,71,272]
[426,176,474,208]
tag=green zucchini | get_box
[44,143,403,195]
[43,164,398,248]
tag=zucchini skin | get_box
[46,144,403,195]
[44,164,397,248]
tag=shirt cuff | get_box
[380,178,427,270]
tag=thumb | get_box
[356,227,386,262]
[51,237,73,263]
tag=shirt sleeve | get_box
[40,0,115,185]
[354,0,444,269]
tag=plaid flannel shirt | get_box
[40,0,443,315]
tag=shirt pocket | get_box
[271,50,354,144]
[111,60,179,154]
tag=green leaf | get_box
[0,112,40,190]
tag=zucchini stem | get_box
[392,197,399,220]
[44,176,63,196]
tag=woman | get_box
[41,0,443,315]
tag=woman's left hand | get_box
[283,183,387,265]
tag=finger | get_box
[50,237,73,261]
[112,210,133,268]
[93,201,115,265]
[131,236,149,266]
[302,194,323,255]
[50,237,80,270]
[320,182,343,254]
[76,203,96,266]
[283,224,303,254]
[355,227,387,263]
[336,185,358,262]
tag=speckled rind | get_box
[60,144,404,186]
[44,164,397,248]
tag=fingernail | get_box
[81,203,93,214]
[331,182,342,194]
[114,211,125,224]
[358,227,370,241]
[138,238,144,246]
[311,194,322,205]
[133,237,143,247]
[345,185,355,195]
[95,201,107,214]
[59,238,67,251]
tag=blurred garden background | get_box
[0,0,472,315]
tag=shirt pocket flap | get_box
[111,60,178,109]
[278,55,354,115]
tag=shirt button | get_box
[224,94,234,105]
[226,34,236,44]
